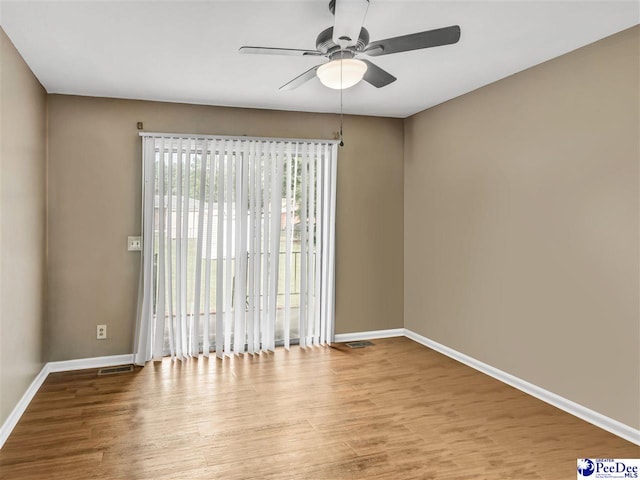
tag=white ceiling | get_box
[0,1,637,118]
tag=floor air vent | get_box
[98,365,134,376]
[345,341,374,349]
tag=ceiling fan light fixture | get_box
[317,58,367,89]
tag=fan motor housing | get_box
[315,26,370,55]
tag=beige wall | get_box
[46,96,404,361]
[404,26,640,429]
[0,28,47,425]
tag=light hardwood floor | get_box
[0,337,638,479]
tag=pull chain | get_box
[339,52,344,147]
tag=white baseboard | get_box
[404,328,640,446]
[0,353,134,449]
[47,354,135,373]
[334,328,405,343]
[0,364,49,449]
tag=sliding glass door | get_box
[134,135,337,364]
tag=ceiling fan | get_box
[239,0,461,91]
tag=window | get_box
[134,134,338,363]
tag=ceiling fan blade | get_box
[365,25,461,57]
[332,0,369,47]
[361,60,396,88]
[279,65,321,91]
[239,46,323,56]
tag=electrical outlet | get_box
[97,324,107,340]
[127,236,142,251]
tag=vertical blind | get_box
[134,134,338,364]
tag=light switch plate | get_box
[128,236,142,251]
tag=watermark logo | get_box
[578,459,595,477]
[578,459,640,479]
